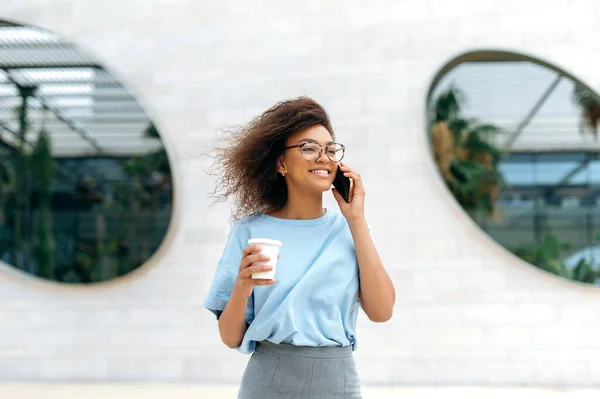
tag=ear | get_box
[277,155,287,176]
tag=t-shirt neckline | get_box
[260,208,332,226]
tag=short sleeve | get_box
[202,223,255,325]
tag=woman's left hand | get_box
[332,162,366,222]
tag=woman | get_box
[203,97,395,399]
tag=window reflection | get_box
[429,52,600,285]
[0,22,172,283]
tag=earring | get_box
[280,170,286,176]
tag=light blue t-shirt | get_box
[203,209,361,354]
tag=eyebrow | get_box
[298,138,335,145]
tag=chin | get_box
[305,182,331,194]
[317,182,334,192]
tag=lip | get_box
[309,169,332,177]
[309,169,332,179]
[309,167,332,173]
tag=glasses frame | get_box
[284,142,346,163]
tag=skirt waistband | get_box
[255,341,352,359]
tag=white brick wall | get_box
[1,0,600,386]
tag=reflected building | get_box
[429,51,600,285]
[0,21,172,283]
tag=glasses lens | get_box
[300,143,320,160]
[327,144,344,162]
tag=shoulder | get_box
[232,213,268,230]
[226,213,270,239]
[326,209,350,229]
[327,209,345,222]
[326,209,371,231]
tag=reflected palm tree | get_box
[430,87,505,220]
[572,84,600,139]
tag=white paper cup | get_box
[247,238,282,279]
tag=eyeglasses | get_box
[284,142,346,162]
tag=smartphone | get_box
[333,166,353,203]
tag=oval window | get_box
[428,50,600,286]
[0,21,173,283]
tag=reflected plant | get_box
[30,130,54,279]
[430,87,506,220]
[571,258,600,284]
[0,22,173,284]
[512,226,600,285]
[12,85,37,269]
[105,123,172,276]
[572,84,600,139]
[512,226,569,278]
[0,156,15,224]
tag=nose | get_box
[316,148,329,163]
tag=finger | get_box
[252,279,276,286]
[244,253,270,267]
[240,254,270,269]
[242,245,261,259]
[243,264,274,277]
[340,164,362,183]
[339,162,355,173]
[343,171,360,180]
[343,171,365,193]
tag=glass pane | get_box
[428,50,600,286]
[0,23,173,284]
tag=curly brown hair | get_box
[210,96,335,221]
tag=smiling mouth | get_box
[310,169,331,176]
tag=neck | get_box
[272,190,325,220]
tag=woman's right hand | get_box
[233,245,276,298]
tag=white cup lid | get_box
[248,238,283,247]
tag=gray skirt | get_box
[238,341,362,399]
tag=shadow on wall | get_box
[428,50,600,286]
[0,20,173,284]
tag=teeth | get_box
[311,170,329,175]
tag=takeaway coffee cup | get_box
[247,238,282,279]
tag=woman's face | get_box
[280,124,340,195]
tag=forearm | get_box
[218,286,249,348]
[349,217,395,322]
